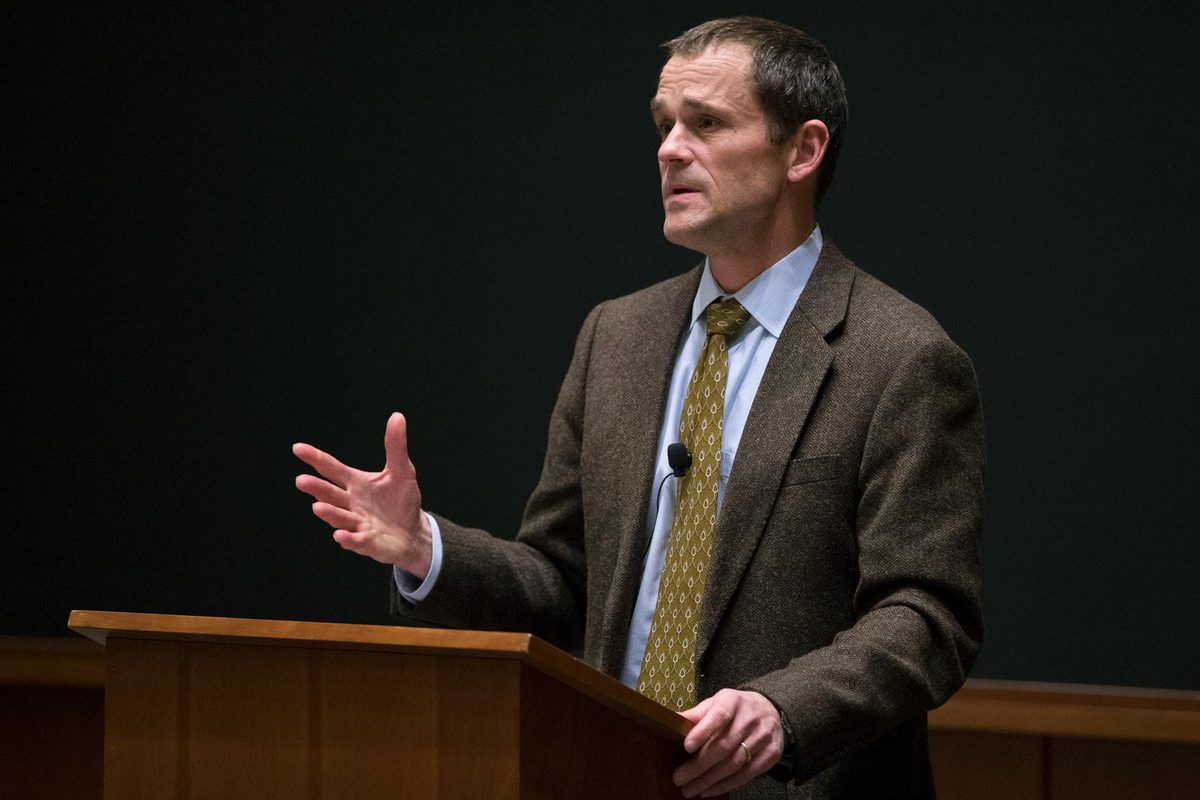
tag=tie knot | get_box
[705,298,751,340]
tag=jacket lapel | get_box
[595,267,702,676]
[695,241,857,666]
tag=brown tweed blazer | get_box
[393,240,985,799]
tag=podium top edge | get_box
[68,610,536,655]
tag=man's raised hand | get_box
[293,412,433,578]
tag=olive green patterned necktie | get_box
[637,297,752,710]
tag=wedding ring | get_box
[740,741,754,763]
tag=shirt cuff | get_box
[392,512,443,603]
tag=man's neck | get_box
[708,220,816,293]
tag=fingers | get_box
[292,442,354,487]
[676,728,747,797]
[687,734,763,798]
[311,502,362,532]
[295,414,425,570]
[331,528,372,555]
[697,750,762,798]
[681,695,722,753]
[383,412,415,478]
[294,474,350,507]
[673,689,782,798]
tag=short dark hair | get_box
[663,16,848,200]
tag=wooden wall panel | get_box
[930,680,1200,744]
[928,730,1044,800]
[0,636,105,800]
[928,680,1200,800]
[1047,739,1200,800]
[0,685,103,800]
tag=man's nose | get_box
[657,126,692,164]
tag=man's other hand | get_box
[293,412,433,578]
[674,688,785,798]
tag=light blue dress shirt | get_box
[618,228,822,687]
[398,228,823,691]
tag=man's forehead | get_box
[652,43,755,111]
[659,42,752,78]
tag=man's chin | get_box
[662,218,708,252]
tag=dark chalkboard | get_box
[3,2,1197,689]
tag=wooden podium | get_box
[69,610,704,799]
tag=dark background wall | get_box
[3,2,1197,689]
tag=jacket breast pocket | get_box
[780,454,847,486]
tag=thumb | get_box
[383,412,412,475]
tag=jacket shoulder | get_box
[821,248,965,370]
[590,267,701,322]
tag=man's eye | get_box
[656,121,673,139]
[698,117,719,130]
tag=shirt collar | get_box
[690,225,823,339]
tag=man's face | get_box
[652,44,795,256]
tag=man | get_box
[294,16,983,800]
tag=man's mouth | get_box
[666,184,699,199]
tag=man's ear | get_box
[786,120,830,185]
